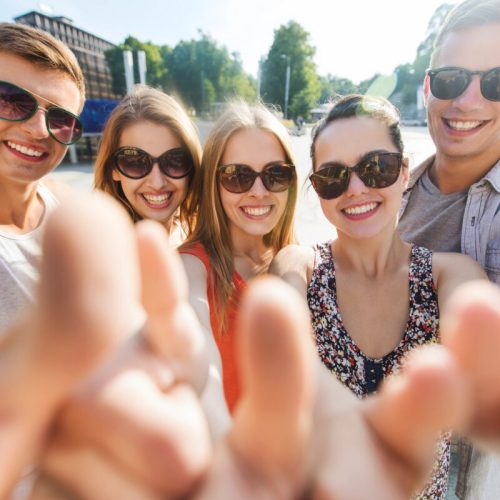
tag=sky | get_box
[2,0,456,83]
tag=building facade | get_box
[15,11,118,100]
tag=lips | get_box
[241,205,273,217]
[5,140,48,161]
[141,192,172,209]
[443,118,487,133]
[343,202,378,216]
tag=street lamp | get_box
[280,54,290,119]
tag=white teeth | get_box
[343,203,378,215]
[242,206,272,216]
[447,120,482,131]
[143,193,170,204]
[7,141,44,157]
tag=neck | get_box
[0,180,44,233]
[231,227,273,278]
[431,151,499,193]
[333,229,409,279]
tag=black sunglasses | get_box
[218,162,295,193]
[113,146,193,180]
[0,80,83,145]
[427,66,500,101]
[310,152,403,200]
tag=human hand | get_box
[34,211,212,499]
[1,193,475,500]
[0,194,143,497]
[441,280,500,452]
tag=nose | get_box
[453,75,484,112]
[247,174,268,196]
[344,171,368,197]
[19,108,50,140]
[147,163,168,188]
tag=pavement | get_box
[49,125,435,246]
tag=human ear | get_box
[112,169,121,182]
[401,156,410,188]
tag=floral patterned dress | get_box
[307,241,449,500]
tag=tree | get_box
[393,3,454,106]
[166,32,256,114]
[260,21,320,119]
[105,37,170,97]
[319,75,358,103]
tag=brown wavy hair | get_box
[94,85,202,235]
[180,100,298,334]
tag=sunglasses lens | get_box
[481,68,500,101]
[358,154,402,188]
[262,164,294,192]
[114,148,151,179]
[220,165,255,193]
[430,69,469,99]
[159,149,193,178]
[0,81,37,121]
[310,165,349,200]
[47,107,83,145]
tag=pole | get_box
[284,56,290,119]
[201,70,205,113]
[123,50,134,94]
[137,50,147,85]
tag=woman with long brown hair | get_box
[179,101,297,416]
[94,85,202,245]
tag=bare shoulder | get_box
[43,178,74,202]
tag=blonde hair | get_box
[0,23,85,106]
[94,85,202,235]
[431,0,500,67]
[180,101,297,334]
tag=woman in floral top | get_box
[271,94,486,499]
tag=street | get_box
[49,125,435,246]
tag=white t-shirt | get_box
[0,183,58,332]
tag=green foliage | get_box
[260,21,321,119]
[392,3,454,107]
[319,75,358,103]
[105,36,171,97]
[104,3,453,120]
[167,32,256,113]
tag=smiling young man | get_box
[398,0,500,498]
[0,23,85,331]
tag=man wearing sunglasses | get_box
[0,23,84,332]
[398,0,500,498]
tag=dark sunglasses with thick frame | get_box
[309,152,403,200]
[427,66,500,102]
[0,80,83,145]
[218,161,295,193]
[112,146,194,180]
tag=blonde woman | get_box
[179,101,297,416]
[94,85,202,245]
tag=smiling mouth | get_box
[6,140,46,158]
[241,206,273,217]
[444,119,486,132]
[343,202,379,216]
[141,192,172,207]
